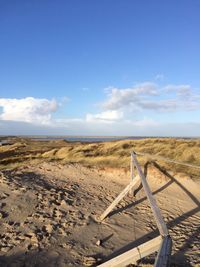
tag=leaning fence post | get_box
[154,236,172,267]
[129,152,134,196]
[98,175,140,221]
[132,151,168,237]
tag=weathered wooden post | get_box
[129,152,134,196]
[154,236,172,267]
[98,175,140,221]
[131,152,168,237]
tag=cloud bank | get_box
[0,97,58,125]
[0,82,200,136]
[101,83,200,112]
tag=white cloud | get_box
[0,97,58,125]
[86,110,123,123]
[163,84,192,96]
[102,82,158,110]
[101,82,200,112]
[139,99,180,111]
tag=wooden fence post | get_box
[129,152,134,196]
[132,152,168,237]
[154,236,172,267]
[98,175,140,221]
[98,235,162,267]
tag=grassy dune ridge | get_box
[0,137,200,179]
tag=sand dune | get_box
[0,161,199,266]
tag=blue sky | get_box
[0,0,200,136]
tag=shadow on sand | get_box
[100,161,200,267]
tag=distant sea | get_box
[32,136,137,142]
[31,136,139,143]
[28,136,195,143]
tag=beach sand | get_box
[0,161,199,266]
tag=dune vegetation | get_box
[0,137,200,179]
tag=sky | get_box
[0,0,200,136]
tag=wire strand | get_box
[134,151,200,170]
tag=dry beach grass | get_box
[1,137,200,180]
[0,137,199,266]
